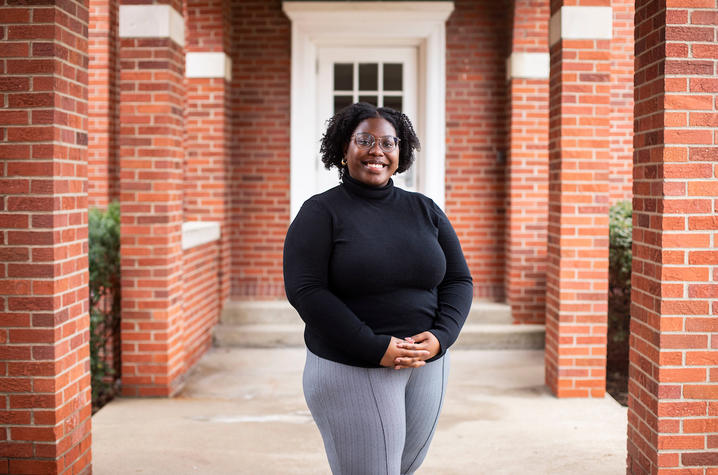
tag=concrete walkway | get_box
[92,348,627,474]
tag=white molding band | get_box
[283,1,455,31]
[506,52,550,80]
[549,6,612,47]
[182,221,221,250]
[119,5,185,47]
[186,52,232,81]
[283,1,454,218]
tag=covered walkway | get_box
[92,348,627,474]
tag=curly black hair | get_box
[319,102,421,179]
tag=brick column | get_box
[88,0,119,208]
[505,0,550,324]
[609,0,634,204]
[185,0,231,305]
[119,2,186,397]
[628,0,718,472]
[545,2,612,397]
[0,2,92,474]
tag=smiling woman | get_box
[284,102,473,474]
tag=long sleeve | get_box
[283,199,391,365]
[428,202,474,359]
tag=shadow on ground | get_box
[92,348,627,474]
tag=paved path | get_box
[92,348,627,474]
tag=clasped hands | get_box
[379,331,440,370]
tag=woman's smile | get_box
[363,160,388,171]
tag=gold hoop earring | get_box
[341,158,347,166]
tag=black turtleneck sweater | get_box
[283,173,473,368]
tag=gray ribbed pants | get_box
[303,350,449,475]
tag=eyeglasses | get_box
[352,132,400,153]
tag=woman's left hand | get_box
[394,331,441,368]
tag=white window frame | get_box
[283,1,454,218]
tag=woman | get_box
[283,102,473,475]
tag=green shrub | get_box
[609,200,632,291]
[89,202,121,412]
[607,200,632,396]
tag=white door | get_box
[316,47,419,193]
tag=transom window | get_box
[332,62,404,113]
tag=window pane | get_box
[334,95,353,113]
[358,63,378,91]
[383,96,403,112]
[334,63,353,91]
[383,63,402,91]
[358,95,378,106]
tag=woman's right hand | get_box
[379,337,430,370]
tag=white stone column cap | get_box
[119,4,185,47]
[186,52,232,81]
[506,52,550,80]
[549,6,612,47]
[182,221,221,250]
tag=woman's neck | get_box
[341,172,394,200]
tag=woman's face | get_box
[345,117,399,188]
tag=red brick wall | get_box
[628,0,718,471]
[446,0,511,301]
[545,0,611,398]
[185,0,231,53]
[88,0,120,209]
[610,0,634,204]
[0,1,92,473]
[505,0,550,324]
[181,241,220,371]
[230,0,291,299]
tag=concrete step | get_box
[466,301,513,324]
[213,323,305,348]
[221,300,300,325]
[455,324,545,349]
[212,322,545,350]
[215,300,544,350]
[221,300,514,325]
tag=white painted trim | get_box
[549,6,612,47]
[119,5,185,47]
[186,52,232,81]
[283,2,454,30]
[182,221,220,250]
[420,23,447,209]
[506,52,550,80]
[283,1,454,219]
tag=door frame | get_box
[283,1,455,218]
